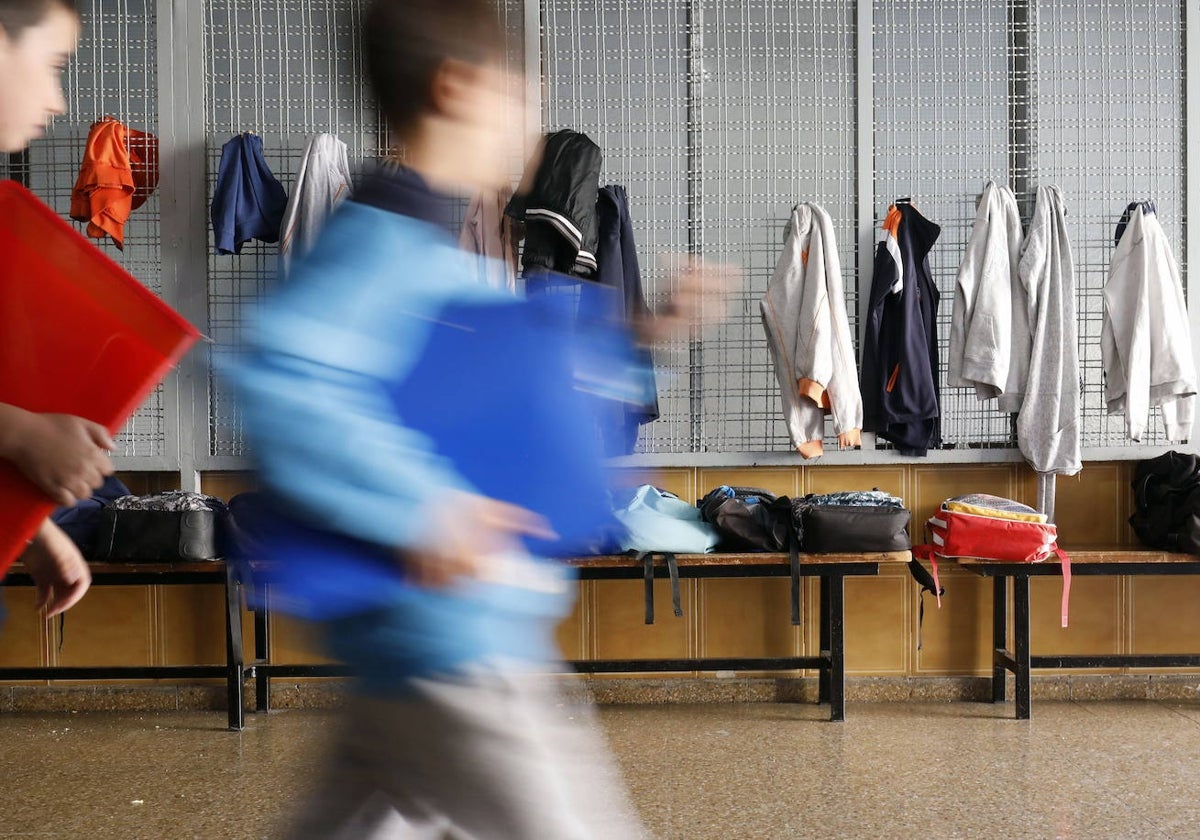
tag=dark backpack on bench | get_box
[1130,451,1200,553]
[698,486,793,552]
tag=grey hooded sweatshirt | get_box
[279,133,353,273]
[948,181,1029,410]
[1017,185,1081,477]
[761,202,862,457]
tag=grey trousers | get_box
[285,663,649,840]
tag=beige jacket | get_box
[761,203,862,457]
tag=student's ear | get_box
[429,57,488,123]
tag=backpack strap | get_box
[909,546,944,606]
[1055,547,1071,628]
[664,552,683,618]
[638,551,655,624]
[637,551,684,623]
[909,545,945,650]
[789,532,802,626]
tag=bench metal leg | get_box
[992,576,1007,703]
[254,590,270,713]
[827,574,846,722]
[224,564,245,731]
[1014,574,1031,720]
[818,575,831,705]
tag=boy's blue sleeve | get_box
[228,217,482,549]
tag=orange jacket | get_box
[70,117,158,249]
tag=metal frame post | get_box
[856,0,876,454]
[992,575,1008,703]
[1187,0,1200,445]
[1013,573,1032,719]
[156,0,210,492]
[686,0,704,452]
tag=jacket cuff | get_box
[797,378,831,409]
[798,439,824,459]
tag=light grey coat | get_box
[1102,205,1196,441]
[948,181,1028,411]
[279,133,353,273]
[1017,186,1081,476]
[761,202,862,457]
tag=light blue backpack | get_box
[612,485,721,554]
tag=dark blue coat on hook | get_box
[596,185,659,455]
[860,200,942,456]
[211,133,289,255]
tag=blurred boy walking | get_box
[231,1,684,836]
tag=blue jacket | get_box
[860,201,942,455]
[212,133,288,255]
[229,167,579,690]
[596,185,659,455]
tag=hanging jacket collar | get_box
[1115,200,1156,247]
[895,200,941,257]
[352,162,459,232]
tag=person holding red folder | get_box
[0,0,112,616]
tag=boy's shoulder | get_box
[316,200,459,268]
[291,200,489,296]
[271,200,508,334]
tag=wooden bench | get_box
[0,561,248,731]
[956,548,1200,719]
[248,551,912,722]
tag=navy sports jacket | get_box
[860,200,942,456]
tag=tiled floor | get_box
[2,699,1199,838]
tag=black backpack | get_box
[1130,451,1200,553]
[50,475,132,555]
[698,486,793,552]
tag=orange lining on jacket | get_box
[797,377,831,409]
[886,363,901,393]
[882,206,903,239]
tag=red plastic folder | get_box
[0,182,200,573]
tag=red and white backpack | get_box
[918,494,1071,627]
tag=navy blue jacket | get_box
[596,185,659,454]
[211,133,288,255]
[860,201,942,455]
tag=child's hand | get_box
[5,411,115,506]
[636,255,738,345]
[22,520,92,617]
[400,491,557,588]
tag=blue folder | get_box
[241,287,634,619]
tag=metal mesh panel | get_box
[874,0,1188,454]
[203,0,380,458]
[873,0,1017,450]
[696,0,857,453]
[541,0,693,452]
[16,1,167,458]
[546,0,1191,458]
[202,0,528,459]
[1033,0,1186,448]
[37,0,1178,465]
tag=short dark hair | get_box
[363,0,504,134]
[0,0,78,41]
